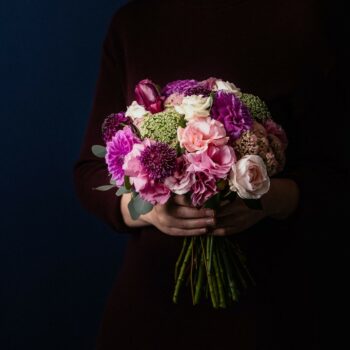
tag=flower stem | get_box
[173,238,193,304]
[193,254,205,305]
[222,241,239,302]
[175,237,188,282]
[213,249,226,308]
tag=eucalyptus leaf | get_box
[91,145,107,158]
[116,186,130,196]
[128,194,153,220]
[110,178,116,185]
[93,184,115,191]
[124,176,131,190]
[243,198,263,210]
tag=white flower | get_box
[229,155,270,199]
[213,79,241,96]
[174,95,212,121]
[125,101,148,120]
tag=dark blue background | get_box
[0,1,128,349]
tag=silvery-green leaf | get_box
[128,196,140,220]
[110,178,116,185]
[93,184,115,191]
[91,145,106,158]
[116,186,130,196]
[128,194,153,220]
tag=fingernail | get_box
[205,209,215,217]
[206,218,215,226]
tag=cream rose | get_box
[174,94,212,121]
[229,155,270,199]
[125,101,148,121]
[213,79,241,96]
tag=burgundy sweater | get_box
[73,1,345,348]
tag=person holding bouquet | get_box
[74,0,346,348]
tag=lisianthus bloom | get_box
[125,101,149,121]
[228,155,270,199]
[177,116,228,153]
[211,91,253,141]
[213,79,241,96]
[123,139,175,204]
[135,79,164,114]
[191,171,218,207]
[101,112,132,143]
[175,94,213,121]
[186,144,236,180]
[161,79,199,97]
[164,156,195,195]
[105,126,140,186]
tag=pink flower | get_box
[164,93,185,107]
[191,172,218,207]
[177,117,229,153]
[164,156,196,195]
[186,144,236,180]
[229,155,270,199]
[122,140,171,205]
[264,119,288,149]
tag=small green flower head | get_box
[140,108,186,149]
[240,93,271,122]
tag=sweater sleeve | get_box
[73,12,139,234]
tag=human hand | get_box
[121,193,215,236]
[212,178,299,236]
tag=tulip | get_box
[135,79,164,113]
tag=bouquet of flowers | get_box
[92,77,288,308]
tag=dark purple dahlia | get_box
[101,112,131,143]
[211,91,253,142]
[161,79,199,97]
[139,142,177,181]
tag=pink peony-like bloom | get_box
[164,156,196,195]
[228,155,270,199]
[186,144,236,180]
[191,171,218,207]
[135,79,164,114]
[264,119,288,149]
[106,126,140,186]
[164,92,185,107]
[178,117,229,153]
[122,139,171,205]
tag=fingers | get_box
[172,205,215,219]
[170,216,216,230]
[168,227,208,236]
[173,194,193,207]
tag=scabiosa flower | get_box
[240,93,271,122]
[161,79,199,97]
[140,109,186,148]
[140,142,177,181]
[101,112,131,143]
[184,86,211,97]
[105,126,140,186]
[211,91,253,142]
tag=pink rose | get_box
[164,156,195,195]
[177,117,229,153]
[186,144,236,180]
[191,172,218,207]
[229,155,270,199]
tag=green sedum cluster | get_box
[240,93,271,122]
[140,108,186,149]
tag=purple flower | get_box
[101,112,131,143]
[139,141,177,181]
[211,91,253,142]
[105,126,140,186]
[135,79,164,114]
[161,79,199,97]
